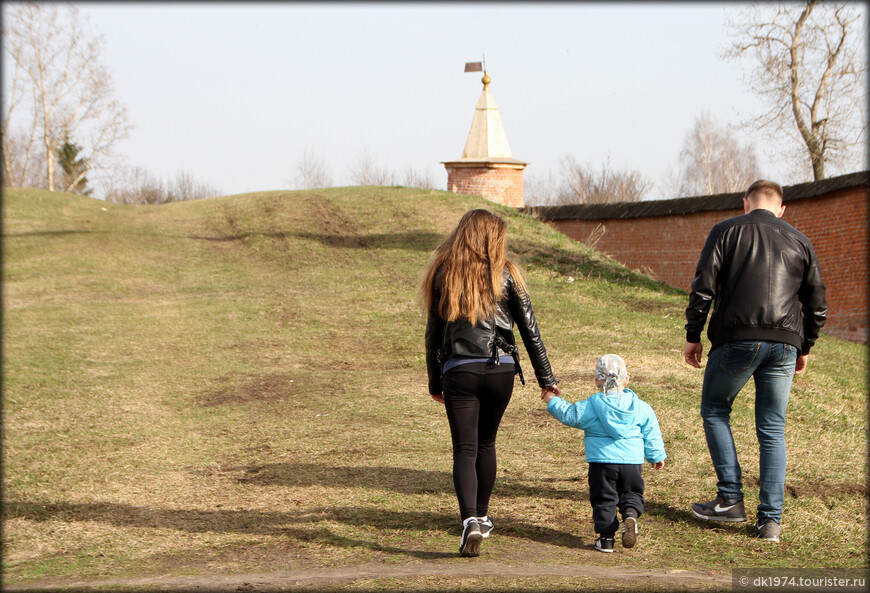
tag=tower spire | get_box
[442,61,528,208]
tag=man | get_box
[683,180,827,543]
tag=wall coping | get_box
[443,158,528,169]
[525,170,870,221]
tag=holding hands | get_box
[434,384,561,405]
[541,384,561,403]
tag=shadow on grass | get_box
[235,463,585,502]
[187,230,443,252]
[5,500,585,555]
[645,500,699,524]
[510,236,683,294]
[3,229,112,238]
[288,231,443,251]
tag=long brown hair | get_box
[421,209,526,325]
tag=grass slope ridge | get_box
[2,186,867,591]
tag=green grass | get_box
[2,185,867,591]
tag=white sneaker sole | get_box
[622,517,638,548]
[460,532,482,556]
[691,509,747,522]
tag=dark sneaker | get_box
[691,497,747,522]
[459,519,482,557]
[622,516,638,548]
[594,535,615,553]
[477,516,494,539]
[756,520,781,543]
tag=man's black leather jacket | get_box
[426,268,558,394]
[685,209,827,354]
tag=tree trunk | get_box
[811,152,825,181]
[44,134,54,191]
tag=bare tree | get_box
[348,149,402,186]
[676,111,763,196]
[523,170,560,206]
[371,166,398,186]
[724,1,867,181]
[2,129,46,188]
[556,154,653,204]
[1,46,44,187]
[401,166,435,189]
[102,166,161,205]
[102,167,221,204]
[349,149,376,186]
[293,148,332,189]
[170,170,221,202]
[2,3,131,192]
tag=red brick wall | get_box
[446,166,525,208]
[548,186,868,343]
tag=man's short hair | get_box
[745,180,783,203]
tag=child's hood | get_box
[590,388,641,438]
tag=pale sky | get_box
[9,2,869,201]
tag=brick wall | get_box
[446,165,525,208]
[548,185,868,344]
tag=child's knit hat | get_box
[595,354,628,395]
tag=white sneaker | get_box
[622,516,638,548]
[459,519,482,556]
[594,535,614,553]
[477,516,494,538]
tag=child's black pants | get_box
[588,462,645,536]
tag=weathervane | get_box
[464,54,490,89]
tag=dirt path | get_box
[6,561,732,591]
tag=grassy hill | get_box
[2,186,866,591]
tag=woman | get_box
[422,209,561,557]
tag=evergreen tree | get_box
[56,139,91,195]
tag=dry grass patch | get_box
[2,186,866,591]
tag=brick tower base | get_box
[444,162,526,208]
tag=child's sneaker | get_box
[459,519,482,557]
[477,516,494,538]
[594,535,615,553]
[691,496,747,522]
[622,516,638,548]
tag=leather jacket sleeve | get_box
[798,246,827,354]
[505,276,558,389]
[425,282,447,395]
[685,223,724,343]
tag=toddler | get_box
[542,354,666,552]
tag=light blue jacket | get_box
[546,388,667,465]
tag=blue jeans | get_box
[700,341,797,524]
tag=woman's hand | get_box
[540,384,561,403]
[430,393,444,404]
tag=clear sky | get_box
[25,2,867,200]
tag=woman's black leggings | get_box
[442,362,515,521]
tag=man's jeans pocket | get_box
[719,342,760,375]
[778,344,798,374]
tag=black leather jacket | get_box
[685,209,827,354]
[426,268,558,394]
